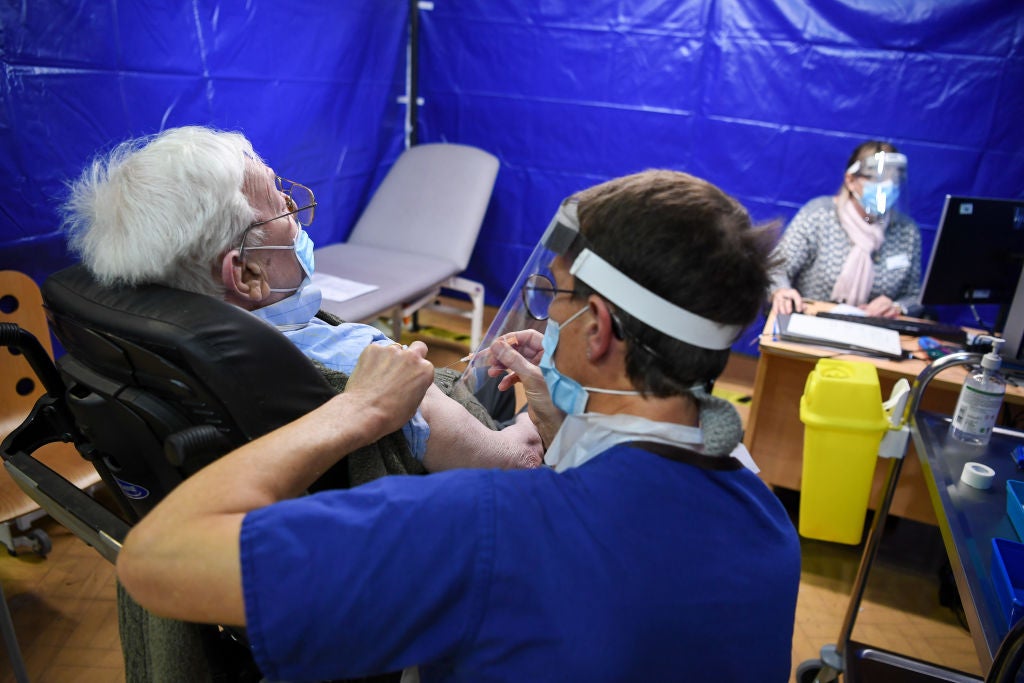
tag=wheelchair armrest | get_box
[2,450,129,564]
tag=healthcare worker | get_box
[769,140,922,318]
[117,169,802,683]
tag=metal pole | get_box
[1,581,30,683]
[407,0,420,148]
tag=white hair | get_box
[62,126,264,296]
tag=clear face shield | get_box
[458,199,743,394]
[846,151,908,222]
[458,202,583,393]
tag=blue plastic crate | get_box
[991,537,1024,627]
[1009,480,1024,541]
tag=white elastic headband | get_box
[549,201,741,350]
[570,249,741,350]
[846,151,907,177]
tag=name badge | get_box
[886,253,910,270]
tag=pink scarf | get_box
[830,195,885,305]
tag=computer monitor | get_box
[920,195,1024,357]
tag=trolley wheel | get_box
[27,528,52,557]
[796,659,824,683]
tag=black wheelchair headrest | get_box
[43,263,336,450]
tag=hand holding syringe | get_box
[459,330,545,390]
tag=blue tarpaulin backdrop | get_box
[0,2,409,283]
[2,1,1023,351]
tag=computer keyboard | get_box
[814,311,968,345]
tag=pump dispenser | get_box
[950,336,1007,446]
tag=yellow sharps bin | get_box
[799,358,890,545]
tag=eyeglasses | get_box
[239,177,316,256]
[249,177,316,228]
[521,273,576,320]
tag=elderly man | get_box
[117,169,801,682]
[62,125,541,473]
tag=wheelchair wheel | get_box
[27,528,52,557]
[796,658,826,683]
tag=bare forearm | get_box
[420,386,543,471]
[117,342,436,625]
[142,392,384,521]
[117,392,387,624]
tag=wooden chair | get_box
[0,270,101,556]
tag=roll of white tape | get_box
[960,462,995,490]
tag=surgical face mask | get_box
[860,179,900,218]
[539,304,639,414]
[247,227,316,293]
[292,228,315,278]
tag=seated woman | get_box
[768,140,922,319]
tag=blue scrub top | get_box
[241,443,801,682]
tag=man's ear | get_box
[585,296,618,363]
[220,249,269,307]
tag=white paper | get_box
[779,313,903,359]
[311,272,379,303]
[829,303,865,316]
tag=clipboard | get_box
[776,313,904,360]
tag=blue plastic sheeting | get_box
[0,1,409,287]
[418,0,1024,343]
[2,1,1023,355]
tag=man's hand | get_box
[346,341,435,438]
[489,333,564,448]
[482,329,544,391]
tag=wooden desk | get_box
[745,303,1024,524]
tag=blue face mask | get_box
[250,227,316,293]
[539,306,590,414]
[293,227,315,279]
[860,180,899,217]
[539,305,640,414]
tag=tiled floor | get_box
[0,301,985,682]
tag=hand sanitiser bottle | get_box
[950,337,1007,446]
